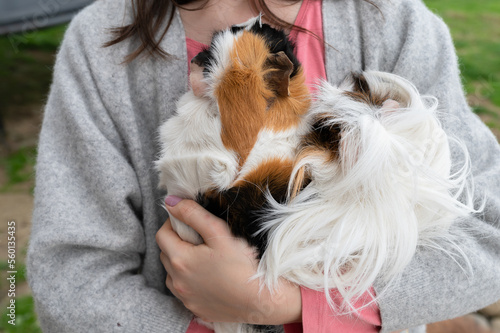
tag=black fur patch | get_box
[196,168,292,258]
[351,73,371,96]
[344,72,389,107]
[302,117,342,159]
[190,46,211,68]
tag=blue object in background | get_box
[0,0,94,35]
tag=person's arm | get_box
[26,3,192,332]
[157,196,385,333]
[358,0,500,331]
[156,198,302,326]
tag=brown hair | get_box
[104,0,321,63]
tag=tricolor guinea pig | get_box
[156,16,477,333]
[156,16,311,257]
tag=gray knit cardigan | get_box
[27,0,500,332]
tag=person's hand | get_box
[155,196,302,325]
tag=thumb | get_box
[165,195,231,246]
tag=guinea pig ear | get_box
[191,48,211,69]
[264,51,294,97]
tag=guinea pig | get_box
[156,17,311,333]
[156,16,477,333]
[156,16,311,256]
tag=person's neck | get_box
[179,0,302,45]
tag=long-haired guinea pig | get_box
[156,16,311,255]
[156,16,477,333]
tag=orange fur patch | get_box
[290,164,308,199]
[233,157,295,195]
[214,31,311,166]
[215,32,271,165]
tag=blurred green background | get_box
[425,0,500,138]
[0,0,499,331]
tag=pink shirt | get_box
[284,288,381,333]
[287,0,326,89]
[184,0,381,331]
[185,288,381,333]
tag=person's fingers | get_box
[159,251,172,273]
[164,196,231,246]
[156,218,192,255]
[165,274,180,300]
[162,252,188,303]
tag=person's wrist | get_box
[247,279,302,325]
[280,280,302,324]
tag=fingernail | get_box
[165,195,182,207]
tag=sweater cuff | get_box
[285,287,381,333]
[186,318,214,333]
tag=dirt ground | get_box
[0,193,33,301]
[0,104,42,306]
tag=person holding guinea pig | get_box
[28,0,500,332]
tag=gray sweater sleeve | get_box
[357,0,500,331]
[26,1,192,332]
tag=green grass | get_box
[6,25,68,52]
[0,25,67,115]
[0,262,27,285]
[424,0,500,115]
[0,146,37,191]
[0,295,42,333]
